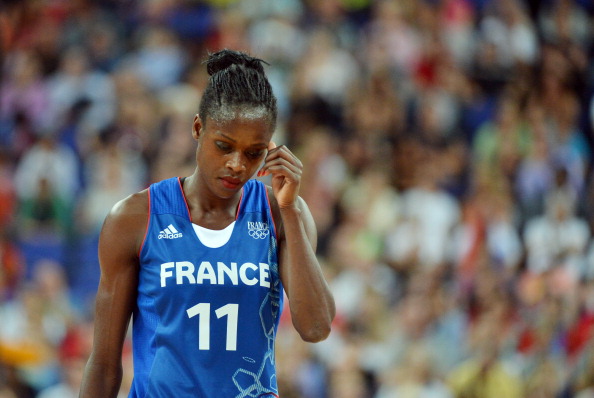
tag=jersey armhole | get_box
[176,177,193,222]
[264,186,278,240]
[137,189,151,258]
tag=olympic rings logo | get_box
[248,228,269,239]
[248,221,270,240]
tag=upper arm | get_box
[292,196,317,251]
[266,187,335,341]
[267,186,317,251]
[268,187,318,291]
[90,191,148,364]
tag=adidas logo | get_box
[158,224,183,240]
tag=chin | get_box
[215,181,244,198]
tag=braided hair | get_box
[198,49,278,128]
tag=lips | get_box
[220,176,242,190]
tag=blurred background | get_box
[1,0,594,397]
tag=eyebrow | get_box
[215,131,237,142]
[215,131,268,148]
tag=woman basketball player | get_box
[79,49,335,397]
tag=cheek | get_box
[247,153,267,170]
[237,155,261,172]
[196,146,220,170]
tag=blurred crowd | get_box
[1,0,594,397]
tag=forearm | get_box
[79,356,123,398]
[280,205,335,342]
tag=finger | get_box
[258,143,304,178]
[263,151,303,176]
[257,142,277,177]
[264,145,303,169]
[264,161,302,179]
[257,157,301,178]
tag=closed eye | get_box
[246,150,265,160]
[215,141,232,152]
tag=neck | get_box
[182,172,241,227]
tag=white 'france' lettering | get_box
[239,262,258,286]
[160,261,271,287]
[197,261,217,284]
[218,262,238,285]
[176,261,196,285]
[161,262,174,287]
[259,263,270,288]
[247,221,267,229]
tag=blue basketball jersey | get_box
[129,177,284,398]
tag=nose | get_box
[226,152,246,173]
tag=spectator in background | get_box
[538,0,592,48]
[472,92,532,184]
[297,128,349,252]
[344,67,404,160]
[384,159,460,275]
[0,50,49,153]
[363,0,422,78]
[290,27,359,129]
[523,189,590,278]
[107,62,160,161]
[150,66,206,182]
[375,344,453,398]
[13,133,79,239]
[451,184,523,291]
[0,284,59,392]
[0,229,24,302]
[438,0,476,69]
[480,0,539,68]
[514,100,555,222]
[447,306,524,398]
[120,25,187,92]
[0,150,17,229]
[46,46,115,145]
[35,325,89,398]
[548,92,590,196]
[78,128,147,234]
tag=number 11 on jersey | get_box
[186,303,239,351]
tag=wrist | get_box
[279,204,300,214]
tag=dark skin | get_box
[79,110,336,397]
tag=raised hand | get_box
[258,141,303,209]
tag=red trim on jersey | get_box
[138,189,151,258]
[235,187,244,220]
[257,393,279,398]
[177,177,192,222]
[264,186,277,240]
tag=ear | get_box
[192,114,202,140]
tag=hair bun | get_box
[206,49,267,76]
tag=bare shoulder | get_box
[109,189,149,219]
[100,189,149,258]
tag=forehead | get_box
[203,109,274,142]
[208,104,273,124]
